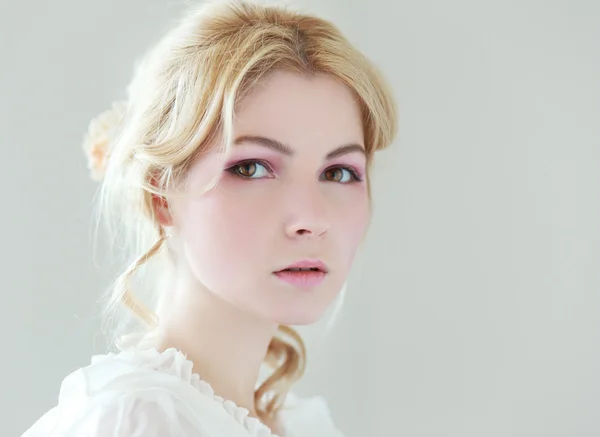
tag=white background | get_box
[2,0,599,435]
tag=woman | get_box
[23,0,397,435]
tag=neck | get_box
[154,267,278,417]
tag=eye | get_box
[227,160,272,179]
[322,166,363,184]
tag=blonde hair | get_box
[89,0,397,422]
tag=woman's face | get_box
[168,70,369,325]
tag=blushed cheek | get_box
[177,200,252,290]
[352,194,370,226]
[186,193,268,268]
[342,200,370,256]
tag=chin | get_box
[270,307,327,326]
[266,287,345,327]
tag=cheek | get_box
[335,194,370,263]
[173,186,276,285]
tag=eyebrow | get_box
[234,135,366,160]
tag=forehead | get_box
[233,70,364,149]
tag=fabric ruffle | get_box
[88,347,342,437]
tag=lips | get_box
[283,267,322,272]
[276,260,328,273]
[273,260,328,288]
[273,269,327,288]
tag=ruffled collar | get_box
[93,346,280,437]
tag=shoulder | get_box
[36,389,198,437]
[21,350,219,437]
[22,348,345,437]
[280,391,345,437]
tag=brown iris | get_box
[324,168,344,182]
[236,162,257,177]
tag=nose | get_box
[283,185,330,239]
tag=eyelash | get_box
[225,160,364,183]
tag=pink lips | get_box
[273,260,328,288]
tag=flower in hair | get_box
[82,101,128,181]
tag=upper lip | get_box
[276,259,328,273]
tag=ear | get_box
[149,174,174,228]
[152,193,173,227]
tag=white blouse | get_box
[22,347,344,437]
